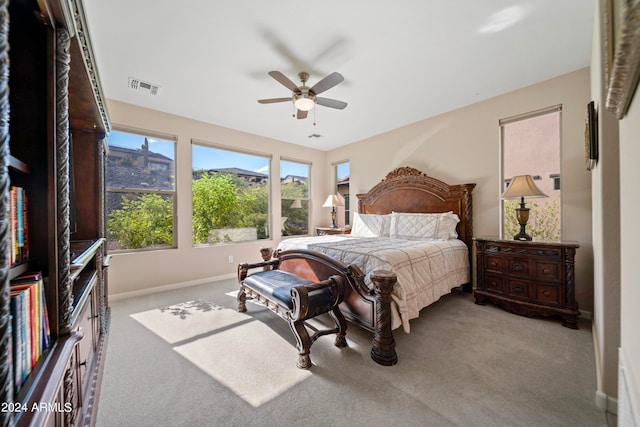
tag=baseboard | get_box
[592,320,618,415]
[595,390,618,414]
[109,273,236,301]
[579,308,592,320]
[618,347,640,427]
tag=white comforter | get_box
[277,235,470,333]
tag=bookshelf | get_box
[1,0,111,425]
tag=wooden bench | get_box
[237,253,348,369]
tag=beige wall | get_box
[618,53,640,423]
[106,100,329,297]
[327,68,594,311]
[590,2,621,408]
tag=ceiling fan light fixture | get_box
[294,93,316,111]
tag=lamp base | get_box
[514,204,532,241]
[514,224,532,241]
[330,207,338,228]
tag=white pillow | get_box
[389,212,460,240]
[440,212,461,239]
[350,213,392,237]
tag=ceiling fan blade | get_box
[268,71,299,92]
[258,97,291,104]
[316,97,347,110]
[297,109,308,119]
[310,72,344,95]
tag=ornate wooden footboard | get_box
[258,249,399,366]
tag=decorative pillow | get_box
[350,213,392,237]
[440,212,461,239]
[389,211,460,240]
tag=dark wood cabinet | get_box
[1,0,110,425]
[473,237,579,329]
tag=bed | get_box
[261,166,476,365]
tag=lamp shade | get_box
[290,199,302,209]
[322,194,344,208]
[501,175,547,199]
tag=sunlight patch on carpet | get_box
[174,321,311,407]
[130,299,311,407]
[130,299,246,344]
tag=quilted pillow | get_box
[350,213,392,237]
[389,212,460,240]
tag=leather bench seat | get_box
[243,270,333,311]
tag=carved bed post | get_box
[370,270,398,366]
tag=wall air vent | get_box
[128,77,160,96]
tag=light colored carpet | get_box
[96,278,608,427]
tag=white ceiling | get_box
[82,0,595,151]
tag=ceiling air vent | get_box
[128,77,160,96]
[308,134,322,139]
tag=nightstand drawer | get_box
[534,284,561,306]
[506,280,530,300]
[507,258,530,278]
[483,274,504,294]
[534,261,561,283]
[485,255,505,273]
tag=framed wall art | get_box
[604,0,640,119]
[585,101,598,171]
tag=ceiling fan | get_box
[258,71,347,119]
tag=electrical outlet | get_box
[228,255,234,264]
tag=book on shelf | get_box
[9,271,50,394]
[9,186,29,266]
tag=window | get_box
[500,106,561,241]
[335,161,350,225]
[281,160,310,236]
[106,130,176,251]
[192,143,270,245]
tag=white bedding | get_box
[277,235,470,333]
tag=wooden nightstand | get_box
[316,227,345,236]
[473,237,580,329]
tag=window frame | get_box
[280,158,311,237]
[191,140,272,246]
[333,160,350,226]
[499,105,562,241]
[105,127,177,253]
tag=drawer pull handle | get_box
[490,261,497,267]
[514,286,523,293]
[512,262,524,272]
[543,291,551,297]
[490,281,497,287]
[543,269,550,274]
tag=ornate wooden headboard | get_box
[356,167,476,251]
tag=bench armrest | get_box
[290,275,345,321]
[237,259,280,282]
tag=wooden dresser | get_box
[473,237,579,329]
[315,227,346,236]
